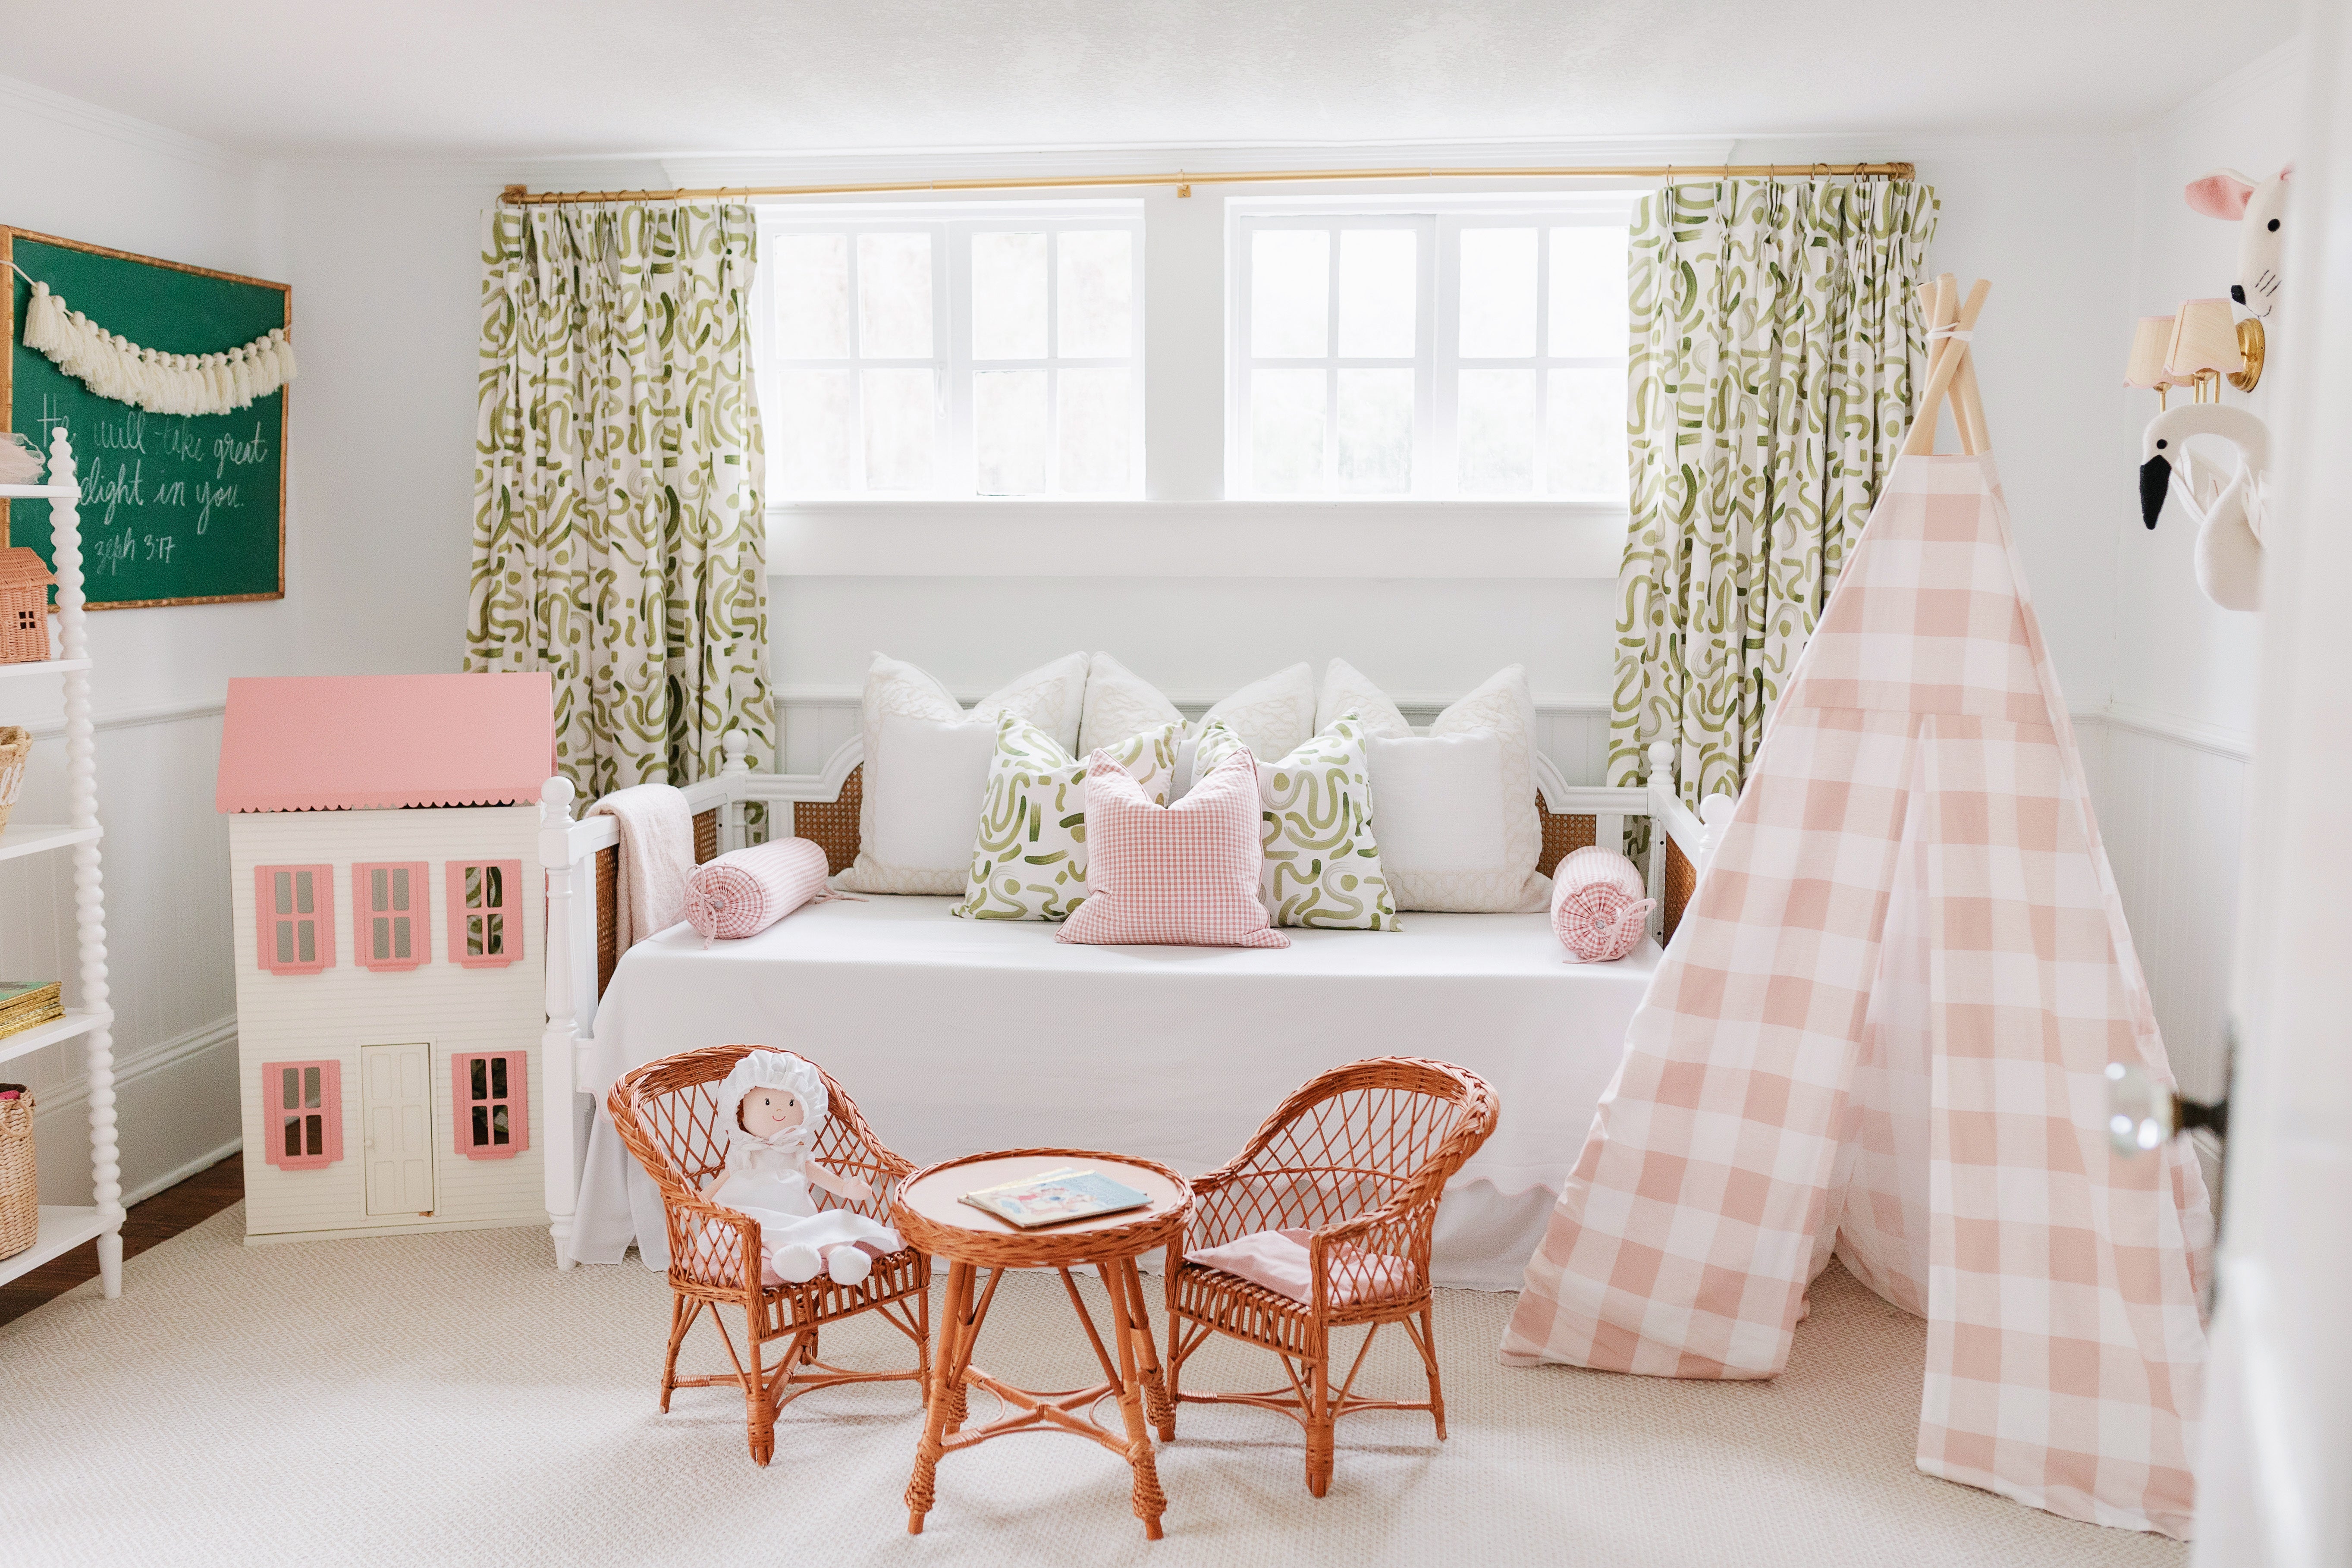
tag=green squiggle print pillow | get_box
[954,713,1183,921]
[1195,715,1398,931]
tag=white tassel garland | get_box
[17,280,295,416]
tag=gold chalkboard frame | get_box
[0,226,290,610]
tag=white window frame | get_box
[1226,193,1636,500]
[755,201,1146,500]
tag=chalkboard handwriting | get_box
[95,409,148,453]
[196,481,239,532]
[89,526,177,578]
[82,458,146,527]
[212,421,270,478]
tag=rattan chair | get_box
[1164,1056,1498,1497]
[606,1043,932,1465]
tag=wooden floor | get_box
[0,1155,244,1328]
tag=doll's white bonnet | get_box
[715,1048,829,1132]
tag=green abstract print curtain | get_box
[1610,179,1939,806]
[471,201,772,795]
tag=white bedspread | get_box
[571,896,1656,1287]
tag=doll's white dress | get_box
[712,1132,901,1284]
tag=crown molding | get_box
[2139,38,2304,138]
[0,70,254,176]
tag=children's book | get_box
[959,1166,1153,1229]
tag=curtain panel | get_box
[470,201,773,795]
[1609,178,1939,806]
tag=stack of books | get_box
[0,980,63,1042]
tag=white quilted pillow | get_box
[1077,652,1185,755]
[1320,660,1547,912]
[837,651,1089,894]
[1169,663,1316,798]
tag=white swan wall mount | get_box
[2139,404,2267,613]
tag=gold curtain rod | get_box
[498,161,1916,205]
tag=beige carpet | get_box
[0,1204,2186,1568]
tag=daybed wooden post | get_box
[719,729,751,852]
[540,776,582,1269]
[1646,740,1675,940]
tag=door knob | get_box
[2104,1061,2227,1156]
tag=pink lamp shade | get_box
[2166,299,2245,378]
[2123,317,2182,389]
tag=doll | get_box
[703,1049,902,1287]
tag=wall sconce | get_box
[2123,316,2186,407]
[2166,298,2264,399]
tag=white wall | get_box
[0,77,286,1205]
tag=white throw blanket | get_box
[585,784,695,953]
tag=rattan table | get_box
[893,1149,1192,1540]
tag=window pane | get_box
[862,368,937,491]
[393,917,410,961]
[1250,230,1330,358]
[493,1104,511,1145]
[484,912,505,955]
[1549,227,1629,358]
[775,233,851,358]
[1057,230,1132,358]
[275,922,294,966]
[304,1113,323,1158]
[972,232,1048,359]
[1250,368,1327,493]
[470,1057,488,1100]
[483,865,503,908]
[1337,230,1416,358]
[776,369,855,493]
[282,1117,301,1159]
[855,232,933,358]
[473,1105,490,1146]
[1337,369,1414,493]
[273,871,291,915]
[281,1067,299,1111]
[491,1056,509,1099]
[468,915,484,958]
[1547,368,1627,496]
[294,871,314,916]
[373,916,391,962]
[391,867,408,911]
[297,922,316,965]
[304,1066,320,1108]
[1457,368,1537,493]
[1057,368,1131,494]
[1459,228,1537,358]
[465,866,482,908]
[370,867,387,911]
[974,369,1049,494]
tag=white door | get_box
[361,1042,436,1217]
[2191,16,2352,1562]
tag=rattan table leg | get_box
[1118,1257,1176,1442]
[1102,1256,1168,1539]
[906,1260,975,1535]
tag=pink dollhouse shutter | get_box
[450,1051,529,1160]
[254,865,335,974]
[445,859,524,968]
[261,1059,342,1169]
[354,861,428,971]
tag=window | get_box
[759,205,1143,499]
[450,1051,529,1160]
[353,861,427,971]
[261,1059,342,1169]
[1230,204,1630,498]
[254,865,334,974]
[446,860,523,968]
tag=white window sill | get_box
[765,500,1631,579]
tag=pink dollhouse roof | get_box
[216,673,556,812]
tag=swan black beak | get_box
[2139,454,2170,529]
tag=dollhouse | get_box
[217,672,554,1243]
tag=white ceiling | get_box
[0,0,2302,161]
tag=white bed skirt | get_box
[569,896,1655,1290]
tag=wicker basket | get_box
[0,1087,35,1261]
[0,725,28,836]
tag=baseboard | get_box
[120,1136,242,1208]
[244,1216,551,1247]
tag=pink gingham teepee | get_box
[1503,281,2213,1539]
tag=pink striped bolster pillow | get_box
[1549,845,1656,962]
[684,839,832,943]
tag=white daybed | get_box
[537,737,1729,1287]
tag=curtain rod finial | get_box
[502,184,529,202]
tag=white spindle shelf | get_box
[0,447,119,1296]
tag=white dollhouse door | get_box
[361,1042,436,1217]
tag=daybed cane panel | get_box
[1663,833,1696,946]
[1167,1055,1498,1497]
[1536,805,1598,877]
[606,1044,932,1466]
[793,764,864,874]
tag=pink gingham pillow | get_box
[683,839,832,943]
[1058,748,1289,949]
[1548,845,1655,962]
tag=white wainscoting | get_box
[0,705,242,1205]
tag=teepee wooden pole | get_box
[1905,278,1991,456]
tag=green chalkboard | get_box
[1,229,287,608]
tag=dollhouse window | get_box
[254,865,335,974]
[451,1051,529,1160]
[354,861,428,971]
[446,859,523,968]
[261,1059,342,1169]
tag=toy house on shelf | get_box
[217,672,555,1245]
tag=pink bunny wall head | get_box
[2185,166,2291,321]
